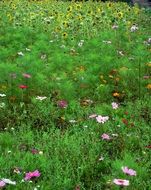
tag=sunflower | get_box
[67,6,72,12]
[107,2,113,9]
[75,4,82,10]
[62,21,69,28]
[117,12,123,19]
[62,32,68,38]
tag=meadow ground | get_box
[0,0,151,189]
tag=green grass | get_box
[0,0,151,189]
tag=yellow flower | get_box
[75,4,82,10]
[146,84,151,89]
[115,77,120,82]
[107,2,113,9]
[62,32,68,38]
[62,21,69,28]
[77,15,82,21]
[67,6,72,12]
[117,12,123,19]
[109,75,113,78]
[103,80,107,83]
[146,63,151,67]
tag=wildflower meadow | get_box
[0,0,151,189]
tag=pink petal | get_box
[0,181,6,188]
[113,179,129,186]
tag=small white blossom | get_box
[2,179,16,185]
[35,96,47,101]
[17,52,24,56]
[112,25,118,29]
[25,48,31,51]
[99,156,104,161]
[39,151,43,155]
[112,133,119,137]
[0,93,6,97]
[103,40,112,44]
[130,25,138,32]
[0,102,5,108]
[41,54,47,60]
[69,120,76,123]
[78,42,83,47]
[60,45,65,48]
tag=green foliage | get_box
[0,0,151,189]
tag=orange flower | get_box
[113,92,120,97]
[146,84,151,89]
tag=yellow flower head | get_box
[107,2,113,9]
[117,12,123,19]
[146,84,151,89]
[62,32,68,38]
[67,6,72,12]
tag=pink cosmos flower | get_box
[96,115,109,124]
[24,170,41,181]
[23,73,31,78]
[0,181,6,188]
[57,100,68,108]
[111,102,119,109]
[113,179,129,186]
[101,133,110,140]
[122,166,136,176]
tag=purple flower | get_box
[24,170,41,181]
[57,100,68,108]
[122,166,136,176]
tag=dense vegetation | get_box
[0,0,151,189]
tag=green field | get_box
[0,0,151,189]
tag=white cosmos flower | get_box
[2,179,16,185]
[25,48,31,51]
[17,52,24,56]
[35,96,47,101]
[0,93,6,97]
[102,40,112,44]
[130,25,138,32]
